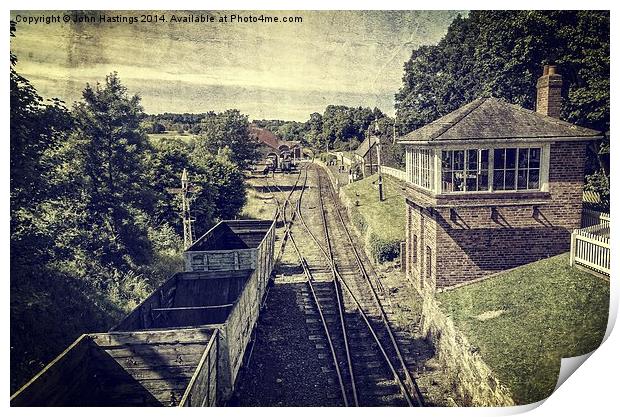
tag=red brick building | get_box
[398,66,603,291]
[249,125,302,168]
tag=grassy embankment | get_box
[438,253,609,404]
[240,177,279,221]
[340,173,406,262]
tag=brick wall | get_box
[406,141,588,289]
[406,200,439,291]
[536,72,563,119]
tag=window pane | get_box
[442,171,453,192]
[505,169,516,189]
[468,149,478,170]
[439,151,444,172]
[453,150,465,170]
[528,169,540,189]
[518,149,529,168]
[529,148,541,168]
[494,149,505,169]
[453,171,465,191]
[517,169,528,189]
[466,174,477,191]
[493,170,505,190]
[480,149,489,170]
[478,170,489,191]
[505,148,517,169]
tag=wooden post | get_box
[569,230,576,266]
[377,137,384,201]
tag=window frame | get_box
[406,147,434,192]
[437,144,549,195]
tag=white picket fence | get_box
[380,165,408,182]
[582,208,610,228]
[570,222,610,276]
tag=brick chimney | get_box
[536,64,563,118]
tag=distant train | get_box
[263,155,295,174]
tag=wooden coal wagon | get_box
[10,328,218,407]
[11,219,277,407]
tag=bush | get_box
[347,199,400,263]
[366,232,401,263]
[318,153,336,164]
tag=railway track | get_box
[265,164,425,407]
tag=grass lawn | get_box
[341,174,406,261]
[147,131,198,144]
[437,253,609,404]
[240,181,278,220]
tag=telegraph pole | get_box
[181,168,194,249]
[376,120,384,201]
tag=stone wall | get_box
[420,292,515,406]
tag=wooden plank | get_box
[100,351,204,369]
[177,269,251,280]
[179,328,218,407]
[111,277,178,331]
[576,234,610,247]
[90,328,214,348]
[91,362,198,381]
[101,343,206,361]
[575,257,610,274]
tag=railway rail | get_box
[264,163,424,407]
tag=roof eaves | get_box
[398,134,603,146]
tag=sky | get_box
[10,10,464,121]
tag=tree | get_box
[146,137,194,231]
[10,21,74,269]
[276,121,305,143]
[304,112,324,148]
[194,109,258,169]
[190,149,246,237]
[149,122,166,134]
[66,72,155,266]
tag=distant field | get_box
[147,131,199,143]
[438,253,610,404]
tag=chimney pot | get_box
[536,64,562,119]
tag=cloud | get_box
[11,10,464,120]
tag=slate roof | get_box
[398,97,601,143]
[354,135,378,157]
[250,125,300,150]
[250,125,280,149]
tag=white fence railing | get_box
[582,209,610,228]
[380,165,408,182]
[570,222,610,276]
